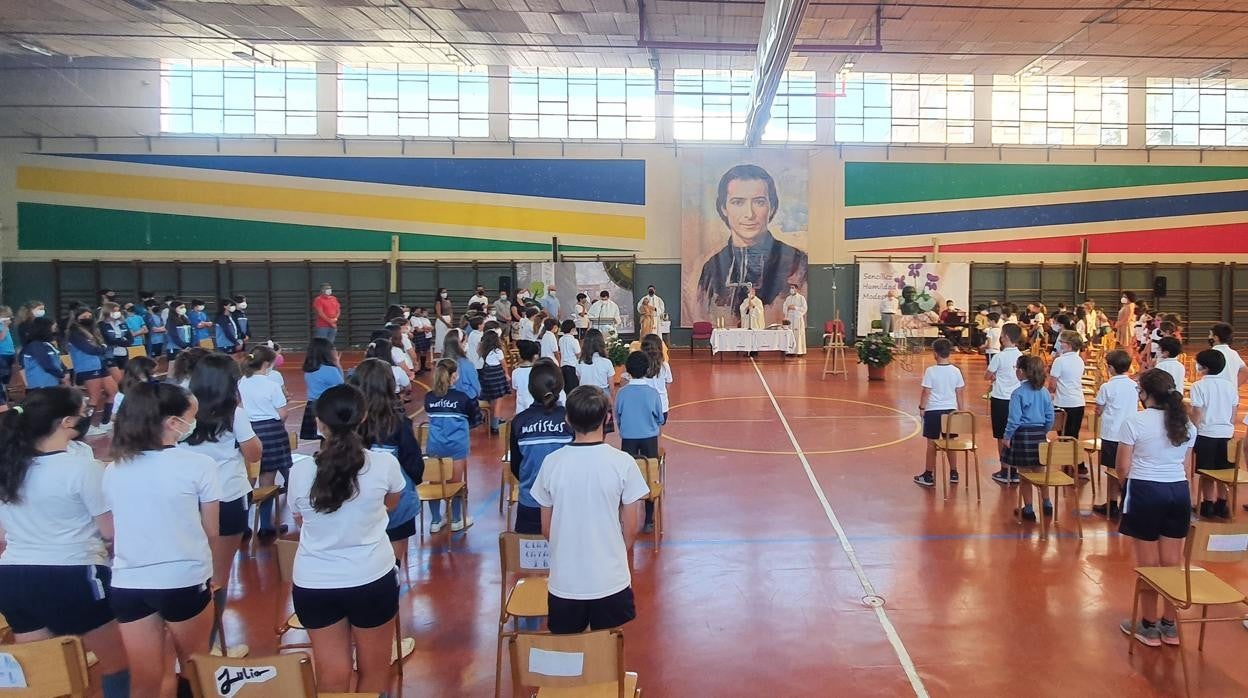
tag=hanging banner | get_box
[855,261,971,336]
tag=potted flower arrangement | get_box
[856,333,896,381]
[606,330,631,384]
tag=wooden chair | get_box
[935,411,980,501]
[60,354,73,371]
[1196,438,1245,520]
[690,321,714,355]
[416,456,468,538]
[494,532,551,698]
[273,540,414,694]
[416,422,429,452]
[245,459,281,551]
[1127,520,1248,698]
[498,421,520,522]
[1080,410,1102,504]
[505,629,639,698]
[1017,436,1083,540]
[198,338,214,350]
[0,636,90,697]
[478,401,495,437]
[635,455,665,549]
[186,650,379,698]
[124,345,147,360]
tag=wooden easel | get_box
[823,317,847,380]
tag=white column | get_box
[1127,77,1147,148]
[973,72,993,146]
[655,68,674,143]
[316,60,336,138]
[489,65,509,140]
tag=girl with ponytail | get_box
[288,383,403,694]
[510,360,572,535]
[476,325,511,434]
[423,358,481,532]
[238,345,292,538]
[0,387,131,698]
[104,382,219,697]
[1116,368,1196,648]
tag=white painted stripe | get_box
[750,359,928,697]
[518,437,575,446]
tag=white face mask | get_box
[0,317,9,324]
[237,302,247,310]
[548,290,556,296]
[175,307,187,316]
[227,305,237,313]
[441,292,448,299]
[323,288,332,296]
[175,417,196,442]
[1121,296,1128,304]
[500,295,508,301]
[110,311,122,320]
[403,311,411,319]
[32,308,45,318]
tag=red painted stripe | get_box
[868,221,1248,254]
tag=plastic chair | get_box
[690,321,714,355]
[1017,436,1083,540]
[416,456,468,538]
[935,411,980,501]
[1128,520,1248,697]
[505,629,640,698]
[0,636,89,696]
[1196,438,1244,520]
[635,454,665,549]
[494,532,551,698]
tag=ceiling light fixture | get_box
[1200,65,1231,80]
[17,41,53,57]
[445,52,462,63]
[121,0,161,11]
[231,50,260,62]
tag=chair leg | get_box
[971,450,981,502]
[940,449,948,501]
[1175,615,1191,698]
[495,619,507,698]
[393,614,405,698]
[1128,578,1143,656]
[1198,605,1208,651]
[1039,485,1048,541]
[1071,486,1083,539]
[498,472,504,514]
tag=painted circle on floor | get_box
[660,395,920,455]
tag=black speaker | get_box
[498,276,513,294]
[1153,276,1168,298]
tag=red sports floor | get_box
[84,349,1248,697]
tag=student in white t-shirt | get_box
[1208,322,1248,388]
[576,329,615,396]
[1153,337,1186,395]
[574,293,591,338]
[1048,330,1088,476]
[1117,369,1196,648]
[465,316,485,370]
[1189,350,1240,519]
[179,353,262,652]
[288,384,404,694]
[104,382,220,697]
[0,387,131,697]
[558,319,582,390]
[538,318,560,362]
[1091,350,1137,518]
[984,312,1002,364]
[913,339,966,488]
[987,323,1024,484]
[531,384,649,634]
[238,346,292,538]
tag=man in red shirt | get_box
[312,282,341,344]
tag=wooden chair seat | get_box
[647,481,664,499]
[934,437,975,451]
[198,338,214,350]
[417,482,465,500]
[1136,566,1245,606]
[506,577,549,618]
[1104,468,1120,481]
[252,484,280,503]
[1081,437,1102,453]
[1020,470,1076,488]
[1196,468,1244,485]
[537,673,639,698]
[285,612,305,631]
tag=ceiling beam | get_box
[743,0,814,146]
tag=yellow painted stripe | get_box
[17,166,645,240]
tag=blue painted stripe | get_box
[45,154,647,206]
[844,189,1248,239]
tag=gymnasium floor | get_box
[92,348,1248,697]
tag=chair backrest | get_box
[1229,438,1243,468]
[1039,436,1080,473]
[126,345,147,360]
[508,629,627,694]
[635,458,661,491]
[198,338,214,350]
[1086,409,1101,438]
[0,636,90,697]
[422,456,455,484]
[499,421,512,462]
[186,651,315,698]
[940,411,976,447]
[288,432,298,452]
[499,531,551,579]
[1185,520,1248,566]
[1052,409,1067,436]
[692,321,713,336]
[245,460,261,483]
[416,422,429,451]
[60,354,73,370]
[275,539,298,584]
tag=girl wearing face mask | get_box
[104,382,217,698]
[18,317,65,389]
[0,387,132,698]
[99,302,134,382]
[230,295,250,349]
[167,301,194,357]
[67,308,119,437]
[1117,291,1137,351]
[15,300,47,346]
[238,346,292,539]
[188,300,213,347]
[213,299,241,354]
[433,288,453,357]
[1047,330,1088,478]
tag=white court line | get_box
[750,359,929,698]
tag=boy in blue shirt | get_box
[188,299,212,345]
[123,302,147,348]
[615,351,663,532]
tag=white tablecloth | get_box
[710,328,797,354]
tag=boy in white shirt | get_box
[987,324,1024,484]
[531,385,649,634]
[983,312,1002,365]
[1091,350,1137,518]
[1154,337,1186,395]
[913,339,966,488]
[1190,350,1240,519]
[1048,330,1088,477]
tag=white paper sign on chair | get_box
[214,665,277,697]
[0,653,27,688]
[520,539,550,570]
[529,648,583,677]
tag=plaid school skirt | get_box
[479,364,510,401]
[413,332,432,353]
[253,418,293,473]
[1004,425,1047,469]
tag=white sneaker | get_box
[451,516,474,532]
[429,519,446,533]
[86,424,110,437]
